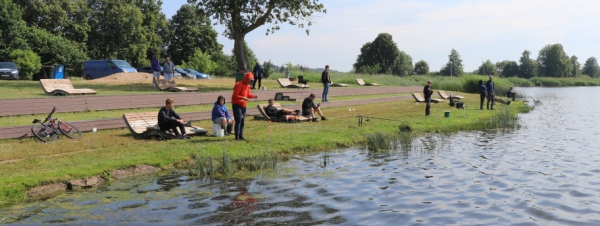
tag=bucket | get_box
[212,124,224,137]
[444,111,450,118]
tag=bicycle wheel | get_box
[31,124,58,143]
[58,121,82,139]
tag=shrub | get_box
[181,48,215,74]
[9,49,41,80]
[263,60,274,78]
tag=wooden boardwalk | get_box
[0,86,422,117]
[0,95,414,140]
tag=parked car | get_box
[0,62,19,80]
[83,60,137,80]
[175,67,195,79]
[184,68,211,79]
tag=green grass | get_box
[0,92,529,205]
[0,93,409,127]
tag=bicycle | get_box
[31,107,82,143]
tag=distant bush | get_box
[9,49,41,80]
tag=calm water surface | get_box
[3,87,600,225]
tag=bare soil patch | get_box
[90,72,154,84]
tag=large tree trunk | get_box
[233,34,249,72]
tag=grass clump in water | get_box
[484,108,520,129]
[188,151,278,177]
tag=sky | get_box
[163,0,600,72]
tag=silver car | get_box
[0,62,19,80]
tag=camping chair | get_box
[298,76,308,86]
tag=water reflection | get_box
[3,87,600,225]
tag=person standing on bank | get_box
[479,80,487,110]
[158,98,191,139]
[486,75,495,110]
[163,56,175,81]
[231,72,258,141]
[321,65,332,102]
[151,55,161,87]
[424,80,433,116]
[252,62,264,90]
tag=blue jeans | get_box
[232,104,246,138]
[322,83,330,101]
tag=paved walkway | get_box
[0,95,416,140]
[0,86,422,117]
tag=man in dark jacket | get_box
[252,62,264,89]
[302,94,327,122]
[265,99,298,118]
[158,98,190,139]
[423,80,433,116]
[321,65,332,102]
[479,80,487,110]
[485,76,495,110]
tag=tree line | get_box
[354,33,600,78]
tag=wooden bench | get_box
[412,93,444,103]
[122,112,207,139]
[330,83,350,87]
[256,103,310,122]
[39,79,97,96]
[355,78,379,86]
[154,79,199,92]
[438,90,464,99]
[277,78,310,89]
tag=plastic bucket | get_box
[444,111,450,118]
[212,124,224,137]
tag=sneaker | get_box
[182,134,192,139]
[312,118,319,122]
[176,135,185,140]
[321,116,327,121]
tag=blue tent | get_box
[54,65,64,79]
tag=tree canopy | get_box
[413,60,429,75]
[583,57,599,78]
[353,33,412,76]
[477,60,497,76]
[537,43,571,77]
[440,49,463,76]
[187,0,326,71]
[519,50,537,79]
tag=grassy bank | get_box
[1,73,598,100]
[0,92,529,205]
[0,93,409,127]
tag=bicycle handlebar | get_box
[43,107,57,123]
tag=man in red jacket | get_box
[231,72,258,140]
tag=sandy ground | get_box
[89,72,154,84]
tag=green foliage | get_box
[583,57,599,78]
[354,33,412,76]
[519,50,537,78]
[262,60,274,78]
[440,49,464,76]
[181,49,215,74]
[537,43,572,77]
[210,51,236,77]
[413,60,429,75]
[501,61,519,77]
[9,49,41,80]
[137,0,170,60]
[24,26,88,72]
[460,74,512,94]
[167,4,222,65]
[506,77,534,87]
[190,0,325,71]
[477,60,497,76]
[0,0,29,61]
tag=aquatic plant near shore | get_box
[484,108,520,129]
[189,151,278,177]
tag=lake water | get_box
[3,87,600,225]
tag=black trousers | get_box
[487,94,495,109]
[480,94,486,109]
[232,104,246,138]
[252,77,262,89]
[425,98,431,116]
[159,121,185,136]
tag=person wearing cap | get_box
[423,80,433,116]
[506,87,516,101]
[302,93,327,122]
[486,75,495,110]
[231,72,258,140]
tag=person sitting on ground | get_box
[506,87,517,101]
[265,99,298,118]
[211,95,234,135]
[302,93,327,122]
[158,98,190,139]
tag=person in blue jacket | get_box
[479,80,487,110]
[211,95,234,135]
[151,55,161,87]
